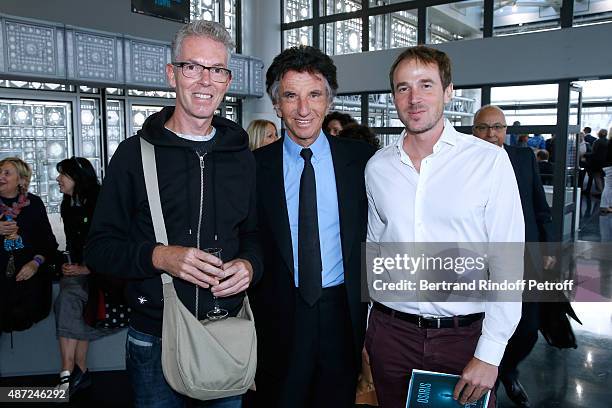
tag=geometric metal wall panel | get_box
[131,105,163,136]
[228,54,249,96]
[0,14,262,97]
[249,57,264,97]
[0,99,71,213]
[124,37,171,88]
[106,99,125,161]
[79,98,102,179]
[66,28,123,84]
[1,18,65,79]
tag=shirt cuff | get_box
[473,336,508,366]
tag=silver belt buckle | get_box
[436,318,441,329]
[417,316,423,328]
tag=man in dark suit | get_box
[536,149,554,185]
[583,126,596,146]
[473,105,554,408]
[250,46,376,408]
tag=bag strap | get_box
[140,137,172,286]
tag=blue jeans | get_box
[126,327,243,408]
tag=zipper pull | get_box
[198,152,206,170]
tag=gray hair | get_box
[267,77,335,106]
[172,20,234,62]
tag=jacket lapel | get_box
[328,135,359,270]
[260,140,295,275]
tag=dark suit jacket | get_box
[250,134,375,381]
[504,145,554,280]
[537,160,554,185]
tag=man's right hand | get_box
[152,245,224,288]
[0,220,18,237]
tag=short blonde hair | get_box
[246,120,277,150]
[0,157,32,192]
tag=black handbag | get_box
[539,299,582,349]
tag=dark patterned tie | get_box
[298,148,323,306]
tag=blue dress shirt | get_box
[283,131,344,288]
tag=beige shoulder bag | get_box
[140,137,257,401]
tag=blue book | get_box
[406,369,490,408]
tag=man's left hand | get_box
[453,357,498,405]
[211,258,253,297]
[543,255,556,270]
[15,260,38,282]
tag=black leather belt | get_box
[373,302,484,329]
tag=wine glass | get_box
[62,250,73,265]
[204,248,228,320]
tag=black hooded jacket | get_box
[85,106,262,336]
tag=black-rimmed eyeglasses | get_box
[473,124,507,132]
[171,62,232,83]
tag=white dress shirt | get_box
[365,120,525,366]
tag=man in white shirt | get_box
[365,46,525,408]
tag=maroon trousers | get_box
[365,308,496,408]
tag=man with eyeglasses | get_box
[365,46,524,408]
[86,20,261,408]
[473,105,554,408]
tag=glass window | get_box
[427,2,484,44]
[491,84,559,105]
[79,86,99,94]
[320,0,361,16]
[284,0,312,23]
[370,10,417,51]
[0,80,73,92]
[369,0,406,7]
[331,95,362,123]
[128,89,176,98]
[284,26,313,48]
[445,88,482,126]
[191,0,220,22]
[574,0,612,27]
[501,108,558,126]
[368,93,400,127]
[322,18,362,55]
[106,88,125,96]
[493,0,560,36]
[191,0,238,50]
[580,106,612,134]
[224,0,238,46]
[0,99,72,213]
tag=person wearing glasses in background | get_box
[85,20,261,408]
[473,105,554,408]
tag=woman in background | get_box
[0,157,58,333]
[53,157,105,397]
[246,119,278,150]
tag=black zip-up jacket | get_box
[85,106,262,337]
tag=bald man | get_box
[473,105,554,408]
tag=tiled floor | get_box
[494,193,612,407]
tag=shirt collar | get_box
[283,129,329,164]
[395,118,457,162]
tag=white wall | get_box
[333,23,612,93]
[240,0,281,129]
